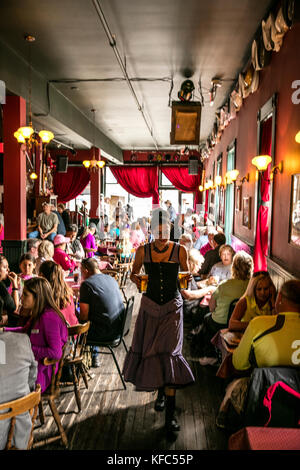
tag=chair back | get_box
[227,298,239,326]
[0,384,41,450]
[67,321,90,360]
[119,269,129,290]
[122,296,134,338]
[43,342,69,397]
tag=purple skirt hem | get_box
[122,348,195,391]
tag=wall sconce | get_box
[215,175,222,186]
[251,155,272,172]
[240,173,249,183]
[225,169,239,184]
[271,160,283,176]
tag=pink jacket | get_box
[53,247,76,272]
[6,308,68,393]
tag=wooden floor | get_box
[33,281,229,451]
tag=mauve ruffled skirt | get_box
[122,294,195,391]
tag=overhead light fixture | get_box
[209,78,222,107]
[82,109,105,172]
[178,80,195,102]
[29,171,38,180]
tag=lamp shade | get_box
[39,130,54,143]
[18,126,34,140]
[252,155,272,171]
[295,131,300,144]
[215,175,222,186]
[14,131,26,143]
[228,169,239,181]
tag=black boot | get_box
[154,387,166,412]
[165,395,180,435]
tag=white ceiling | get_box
[0,0,275,153]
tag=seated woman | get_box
[35,240,54,274]
[2,277,68,393]
[39,260,78,326]
[190,250,253,365]
[80,224,97,258]
[66,224,85,261]
[130,222,145,249]
[53,234,77,274]
[207,244,235,284]
[228,272,276,332]
[0,255,19,327]
[179,233,193,252]
[117,225,133,263]
[181,248,214,326]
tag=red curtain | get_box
[110,166,159,205]
[253,117,272,272]
[53,167,90,203]
[161,167,202,212]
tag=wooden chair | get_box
[119,269,129,303]
[63,322,90,412]
[86,296,134,390]
[36,343,69,448]
[0,385,41,450]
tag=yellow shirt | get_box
[241,296,272,323]
[232,312,300,371]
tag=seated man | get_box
[0,329,37,449]
[198,233,227,278]
[79,257,125,368]
[26,238,41,260]
[232,279,300,371]
[28,202,58,242]
[216,280,300,430]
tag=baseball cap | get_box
[53,234,70,246]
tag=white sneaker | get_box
[198,356,218,366]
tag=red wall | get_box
[204,22,300,276]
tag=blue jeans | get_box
[28,230,56,242]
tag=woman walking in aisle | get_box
[123,209,195,438]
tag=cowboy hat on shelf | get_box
[231,89,243,112]
[251,34,272,71]
[262,13,276,51]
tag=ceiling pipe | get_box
[92,0,159,150]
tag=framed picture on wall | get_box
[218,186,225,227]
[235,185,242,211]
[289,173,300,248]
[242,197,251,229]
[208,190,215,221]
